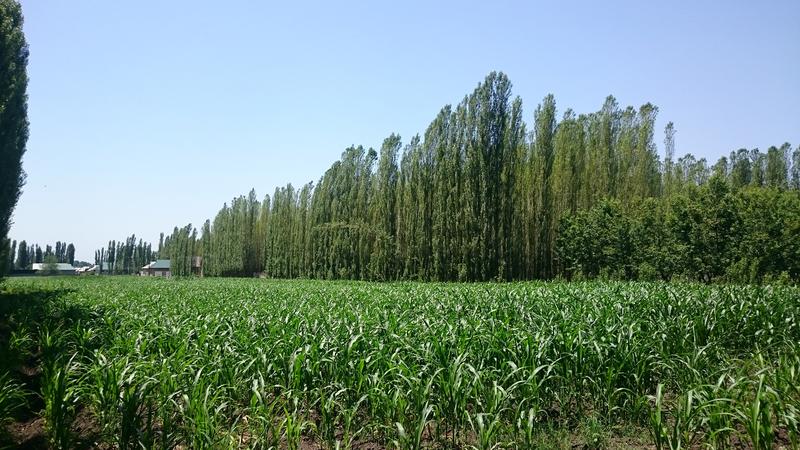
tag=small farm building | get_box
[31,263,77,275]
[141,259,171,277]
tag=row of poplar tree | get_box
[120,72,800,282]
[92,235,155,275]
[6,240,75,269]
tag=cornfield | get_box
[1,277,798,449]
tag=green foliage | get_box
[0,373,26,441]
[2,277,799,448]
[133,71,797,284]
[95,236,152,275]
[557,199,633,279]
[557,178,800,283]
[41,254,58,275]
[42,359,78,449]
[0,0,29,280]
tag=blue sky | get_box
[10,0,800,261]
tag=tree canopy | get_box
[100,72,800,283]
[0,0,29,279]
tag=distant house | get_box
[77,262,111,275]
[192,256,203,276]
[31,263,77,275]
[141,259,171,277]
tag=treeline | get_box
[159,72,798,282]
[159,226,196,276]
[559,183,799,282]
[93,235,155,274]
[4,239,75,269]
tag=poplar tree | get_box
[118,71,798,283]
[66,243,75,265]
[750,149,766,187]
[15,238,26,268]
[370,134,400,280]
[765,143,790,188]
[8,239,15,269]
[663,122,677,196]
[532,95,556,278]
[0,0,28,278]
[550,110,585,273]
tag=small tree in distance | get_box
[42,254,58,275]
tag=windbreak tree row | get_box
[558,184,800,282]
[93,235,154,275]
[163,72,798,282]
[4,240,76,268]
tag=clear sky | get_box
[10,0,800,262]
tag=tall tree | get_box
[663,122,676,196]
[8,238,14,269]
[0,0,28,278]
[533,94,556,278]
[370,134,400,280]
[15,238,26,268]
[750,149,766,187]
[765,143,790,188]
[729,149,751,188]
[124,72,800,284]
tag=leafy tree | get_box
[750,148,766,187]
[15,238,25,268]
[729,148,752,188]
[41,254,58,275]
[8,238,14,269]
[532,94,556,278]
[557,199,636,279]
[0,238,9,274]
[765,143,790,188]
[123,72,799,284]
[0,0,28,279]
[663,122,677,196]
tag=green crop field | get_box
[1,277,799,449]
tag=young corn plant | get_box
[515,407,537,449]
[118,374,156,450]
[282,400,309,450]
[179,382,228,449]
[393,403,434,450]
[248,377,281,450]
[6,275,800,449]
[338,393,367,449]
[648,383,708,450]
[0,373,26,440]
[736,373,777,450]
[467,412,504,450]
[42,357,79,450]
[701,376,737,449]
[580,415,608,450]
[314,387,341,448]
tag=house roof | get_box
[32,263,76,271]
[78,263,107,272]
[142,259,170,270]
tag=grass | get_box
[0,276,798,449]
